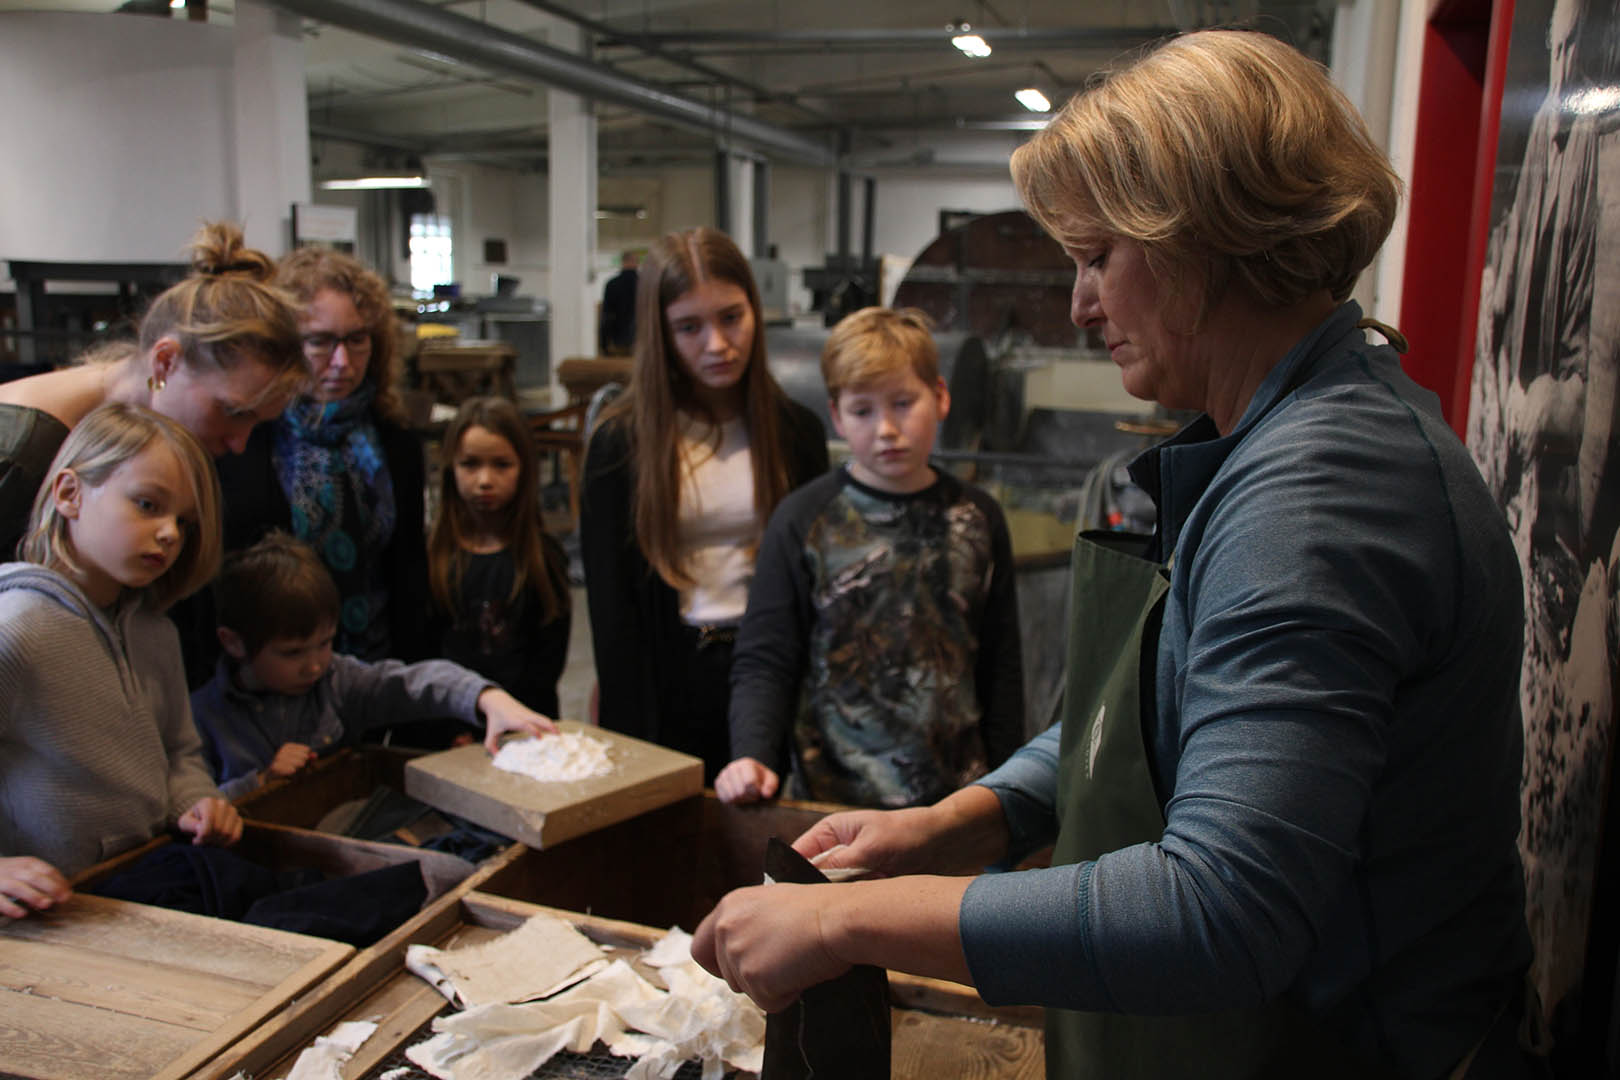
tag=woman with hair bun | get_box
[214,247,432,679]
[0,222,307,559]
[694,31,1539,1079]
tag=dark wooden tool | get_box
[761,836,890,1079]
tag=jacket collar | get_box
[1128,301,1367,559]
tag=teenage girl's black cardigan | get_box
[579,396,828,743]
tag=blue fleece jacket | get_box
[960,303,1531,1079]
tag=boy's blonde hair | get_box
[22,402,222,612]
[213,531,341,658]
[821,307,940,401]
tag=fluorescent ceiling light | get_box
[319,176,431,190]
[168,0,185,8]
[951,33,992,58]
[1015,88,1052,112]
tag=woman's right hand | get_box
[0,856,72,919]
[793,785,1011,879]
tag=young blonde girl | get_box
[428,396,571,718]
[0,402,239,918]
[580,227,828,780]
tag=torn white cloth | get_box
[406,912,609,1008]
[285,1020,377,1080]
[405,928,764,1080]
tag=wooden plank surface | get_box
[404,721,703,849]
[0,990,197,1080]
[0,894,351,1080]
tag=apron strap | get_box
[1356,316,1409,354]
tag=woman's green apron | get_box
[1045,532,1366,1079]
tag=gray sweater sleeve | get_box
[328,654,494,737]
[143,611,226,820]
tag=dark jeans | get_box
[657,624,735,785]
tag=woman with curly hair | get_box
[215,248,431,671]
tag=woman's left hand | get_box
[691,882,853,1013]
[179,796,243,846]
[477,687,560,753]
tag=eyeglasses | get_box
[302,330,373,358]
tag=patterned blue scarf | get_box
[272,383,397,658]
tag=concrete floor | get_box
[555,585,595,723]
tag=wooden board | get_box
[0,894,351,1080]
[403,720,703,849]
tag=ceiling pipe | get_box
[502,0,837,127]
[617,26,1179,48]
[271,0,835,166]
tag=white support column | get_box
[232,0,309,255]
[1330,0,1402,317]
[546,18,598,390]
[729,156,755,255]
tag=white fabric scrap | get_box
[492,731,614,783]
[404,928,764,1080]
[285,1020,378,1080]
[405,912,610,1008]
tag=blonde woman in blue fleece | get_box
[695,31,1538,1080]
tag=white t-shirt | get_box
[676,411,755,625]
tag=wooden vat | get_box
[200,883,1043,1080]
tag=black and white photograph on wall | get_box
[1468,0,1620,1044]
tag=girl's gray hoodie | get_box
[0,562,220,876]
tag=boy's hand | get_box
[0,856,72,919]
[714,758,780,804]
[178,797,243,847]
[266,742,315,780]
[476,687,559,753]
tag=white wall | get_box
[0,12,239,268]
[429,163,551,300]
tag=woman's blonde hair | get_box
[821,307,940,401]
[137,222,309,407]
[273,246,407,425]
[22,402,223,612]
[429,396,568,625]
[1010,30,1400,312]
[600,227,795,589]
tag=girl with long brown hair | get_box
[428,396,570,718]
[580,227,827,780]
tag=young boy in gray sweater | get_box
[191,532,554,799]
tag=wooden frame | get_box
[200,883,1042,1080]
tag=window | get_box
[409,214,453,294]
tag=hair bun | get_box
[187,221,275,282]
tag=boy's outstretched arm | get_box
[476,688,559,753]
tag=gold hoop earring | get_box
[147,376,166,392]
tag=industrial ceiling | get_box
[6,0,1337,174]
